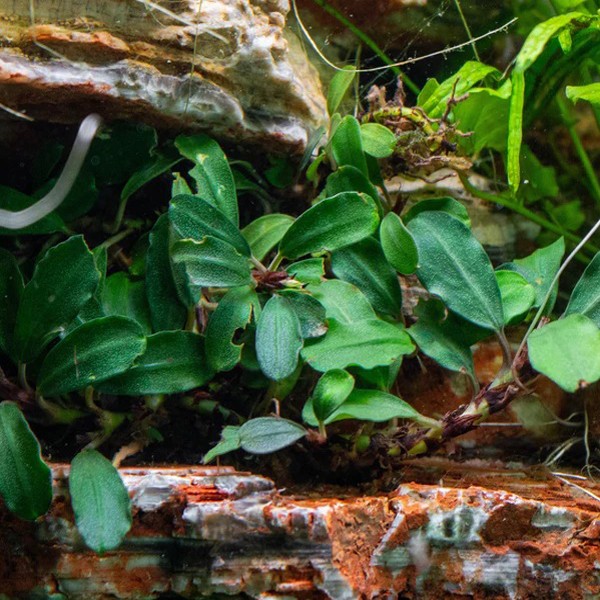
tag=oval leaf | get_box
[279,291,327,339]
[239,417,307,455]
[312,369,355,423]
[308,280,376,323]
[38,316,146,396]
[495,270,535,326]
[565,252,600,326]
[380,212,419,275]
[0,402,52,521]
[408,211,504,331]
[287,258,325,285]
[102,273,153,334]
[96,331,214,395]
[528,314,600,392]
[330,115,368,175]
[360,123,397,158]
[404,197,471,228]
[256,296,303,381]
[69,450,132,553]
[241,214,294,261]
[327,66,356,116]
[279,192,379,259]
[324,166,383,215]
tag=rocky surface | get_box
[1,461,599,599]
[0,0,327,153]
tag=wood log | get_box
[1,460,599,599]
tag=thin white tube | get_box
[0,113,103,229]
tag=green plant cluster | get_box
[0,0,599,553]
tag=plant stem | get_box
[453,0,481,62]
[97,227,135,251]
[17,362,30,393]
[268,251,284,271]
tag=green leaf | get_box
[0,402,52,521]
[495,270,536,325]
[502,238,565,311]
[308,280,376,323]
[38,316,146,396]
[360,123,397,158]
[69,450,132,553]
[0,185,66,235]
[121,151,182,204]
[287,258,325,285]
[528,314,600,392]
[265,156,294,189]
[279,291,327,339]
[97,331,213,395]
[419,61,499,118]
[146,215,187,332]
[303,389,422,426]
[566,83,600,106]
[331,237,402,316]
[407,211,504,331]
[171,237,252,302]
[404,197,471,228]
[408,299,475,379]
[311,369,355,423]
[175,134,238,225]
[507,70,525,193]
[241,214,294,261]
[169,195,250,256]
[324,166,382,215]
[327,66,356,116]
[302,318,414,372]
[14,236,100,362]
[565,252,600,326]
[205,286,258,372]
[519,147,559,204]
[256,296,303,381]
[102,273,153,334]
[279,192,379,259]
[380,213,418,275]
[172,172,192,196]
[330,116,368,176]
[239,417,307,454]
[203,426,241,463]
[0,249,23,357]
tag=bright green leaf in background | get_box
[327,66,356,116]
[241,214,294,262]
[380,212,419,275]
[495,270,536,325]
[324,166,383,215]
[239,417,307,454]
[404,197,471,228]
[528,314,600,392]
[0,249,23,357]
[360,123,397,158]
[330,115,368,176]
[566,83,600,106]
[203,426,241,464]
[311,369,355,423]
[69,450,132,553]
[0,402,52,521]
[565,252,600,326]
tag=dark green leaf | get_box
[203,426,241,463]
[404,197,471,227]
[279,192,379,259]
[265,156,294,188]
[121,152,182,204]
[308,280,376,323]
[279,291,327,339]
[0,185,66,235]
[102,273,153,334]
[360,123,397,158]
[170,195,250,256]
[175,134,238,225]
[0,249,23,357]
[496,270,535,325]
[324,166,382,215]
[312,369,355,423]
[565,252,600,326]
[97,331,213,395]
[256,296,303,381]
[241,214,294,261]
[302,318,414,372]
[408,211,504,331]
[518,147,559,204]
[239,417,307,454]
[69,450,132,553]
[529,314,600,392]
[38,316,146,396]
[330,115,368,176]
[327,66,356,116]
[380,212,419,275]
[14,236,100,362]
[331,237,402,316]
[0,402,52,521]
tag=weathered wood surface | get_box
[2,460,600,599]
[0,0,326,152]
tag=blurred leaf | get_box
[327,66,356,116]
[566,82,600,105]
[242,214,294,261]
[203,426,241,463]
[265,156,294,188]
[518,147,559,204]
[239,417,307,454]
[507,70,525,193]
[325,166,382,215]
[330,116,368,176]
[121,151,182,204]
[565,252,600,326]
[360,123,397,158]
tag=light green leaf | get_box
[172,172,192,196]
[404,197,471,228]
[102,273,153,334]
[495,270,535,325]
[519,147,559,204]
[0,249,23,357]
[38,316,146,396]
[302,318,414,372]
[408,211,504,331]
[241,214,294,261]
[175,134,238,225]
[360,123,397,158]
[380,212,418,275]
[97,331,213,395]
[69,450,132,553]
[203,426,241,463]
[256,295,303,381]
[308,279,376,323]
[565,252,600,326]
[287,258,325,285]
[529,314,600,392]
[0,402,52,521]
[330,115,368,175]
[169,195,250,256]
[566,83,600,106]
[507,70,525,193]
[279,192,379,259]
[279,291,327,339]
[312,369,355,423]
[327,66,356,116]
[14,236,100,362]
[205,286,258,372]
[146,214,187,332]
[331,237,402,316]
[171,237,252,303]
[239,417,307,454]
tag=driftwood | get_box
[1,460,599,599]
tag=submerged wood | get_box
[1,461,599,598]
[0,0,327,152]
